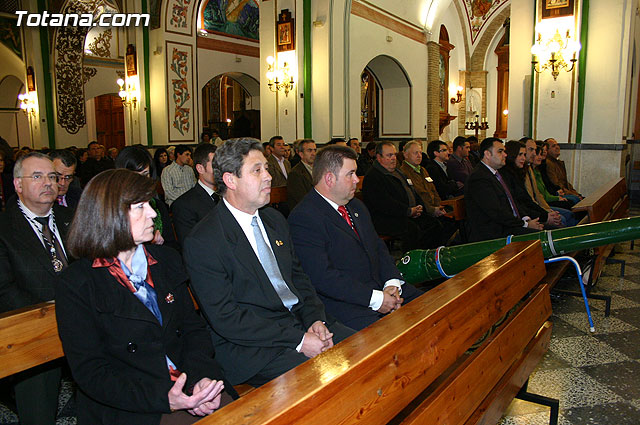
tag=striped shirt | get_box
[161,162,196,205]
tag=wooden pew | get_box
[441,195,465,221]
[197,240,553,425]
[571,177,629,284]
[269,186,288,204]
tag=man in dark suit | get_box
[363,142,446,251]
[183,139,353,387]
[446,136,474,186]
[289,146,423,330]
[266,135,290,187]
[49,149,82,209]
[465,138,544,242]
[286,139,316,210]
[425,140,464,199]
[0,152,73,425]
[171,143,219,245]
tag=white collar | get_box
[315,189,340,212]
[198,180,215,196]
[223,198,259,227]
[481,161,499,175]
[18,199,53,221]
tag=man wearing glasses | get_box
[425,140,464,199]
[49,149,82,209]
[0,152,73,425]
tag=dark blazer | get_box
[446,155,474,185]
[171,183,218,245]
[183,202,328,385]
[464,163,538,242]
[266,155,291,187]
[56,245,229,425]
[153,197,180,251]
[63,184,82,209]
[286,162,313,210]
[501,166,549,223]
[424,159,462,199]
[0,199,73,313]
[289,190,422,330]
[362,163,423,237]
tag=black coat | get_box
[464,163,538,242]
[170,183,218,245]
[424,159,462,199]
[362,162,423,237]
[183,202,328,385]
[0,199,73,313]
[55,245,228,425]
[289,190,422,330]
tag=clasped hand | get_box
[301,321,334,358]
[379,286,403,314]
[168,373,224,417]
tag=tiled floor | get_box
[499,238,640,424]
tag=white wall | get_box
[507,0,534,140]
[484,27,503,139]
[348,14,428,141]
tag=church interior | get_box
[2,0,640,424]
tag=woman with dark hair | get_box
[500,140,556,227]
[55,169,236,425]
[115,146,178,250]
[154,148,172,175]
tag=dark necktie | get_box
[211,192,220,203]
[494,171,520,218]
[251,216,299,310]
[34,216,69,272]
[338,206,359,237]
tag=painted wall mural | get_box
[165,0,195,36]
[0,15,22,59]
[462,0,509,45]
[202,0,259,40]
[166,41,195,142]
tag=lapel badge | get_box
[275,240,283,246]
[354,212,359,218]
[165,293,175,303]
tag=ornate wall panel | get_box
[165,0,195,36]
[462,0,510,46]
[166,41,195,142]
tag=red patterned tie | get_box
[338,206,359,237]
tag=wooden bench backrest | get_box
[269,186,288,204]
[572,177,628,222]
[0,302,63,379]
[441,195,466,221]
[197,240,548,425]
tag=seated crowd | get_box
[0,132,582,424]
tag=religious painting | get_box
[276,9,294,52]
[125,44,137,77]
[541,0,575,19]
[202,0,259,41]
[0,15,22,59]
[165,0,195,36]
[166,41,195,143]
[462,0,509,45]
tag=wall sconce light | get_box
[18,92,37,117]
[116,76,139,108]
[266,55,295,97]
[450,85,463,104]
[531,28,581,81]
[465,114,489,138]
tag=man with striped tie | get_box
[288,145,423,331]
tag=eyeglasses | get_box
[57,174,74,182]
[438,149,448,153]
[20,173,58,183]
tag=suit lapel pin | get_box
[165,293,174,303]
[275,240,283,246]
[354,212,359,218]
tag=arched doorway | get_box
[202,72,260,139]
[360,55,412,142]
[0,75,30,148]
